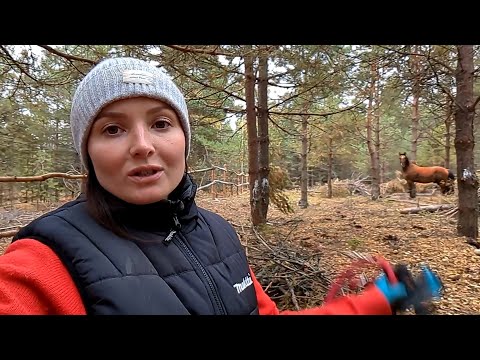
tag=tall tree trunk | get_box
[410,47,420,161]
[445,95,453,169]
[298,113,309,208]
[327,136,333,198]
[244,51,261,225]
[257,54,269,222]
[240,123,245,174]
[454,45,478,239]
[373,69,381,199]
[380,160,385,184]
[367,61,380,200]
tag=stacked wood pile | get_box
[244,228,376,310]
[245,228,332,309]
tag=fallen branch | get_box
[0,173,86,183]
[385,198,427,205]
[286,279,300,311]
[443,207,458,218]
[399,204,454,214]
[0,229,19,238]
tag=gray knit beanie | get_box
[70,57,190,169]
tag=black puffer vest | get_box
[13,175,259,315]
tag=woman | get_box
[0,57,440,314]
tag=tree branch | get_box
[37,45,97,65]
[0,45,40,83]
[165,45,236,57]
[269,99,366,117]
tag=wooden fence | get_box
[0,165,249,209]
[190,165,249,198]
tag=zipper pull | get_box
[163,229,177,245]
[173,214,181,230]
[163,214,182,246]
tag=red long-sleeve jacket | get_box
[0,239,392,315]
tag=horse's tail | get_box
[448,170,455,180]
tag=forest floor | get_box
[196,187,480,315]
[0,186,479,315]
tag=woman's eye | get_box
[105,126,120,135]
[153,120,170,129]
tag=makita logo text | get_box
[233,274,253,294]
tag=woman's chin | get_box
[121,192,167,205]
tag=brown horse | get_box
[399,152,455,198]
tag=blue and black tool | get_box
[391,263,443,315]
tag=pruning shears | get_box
[325,255,443,314]
[389,262,443,315]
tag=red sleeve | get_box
[250,267,392,315]
[0,241,391,315]
[0,239,86,314]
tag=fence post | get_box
[8,182,13,210]
[211,168,216,199]
[223,164,227,196]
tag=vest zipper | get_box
[162,213,226,314]
[175,234,227,315]
[163,214,181,246]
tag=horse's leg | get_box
[438,179,453,195]
[408,181,416,198]
[441,182,449,195]
[437,181,445,194]
[444,181,454,195]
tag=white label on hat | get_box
[122,70,154,85]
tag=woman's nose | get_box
[129,126,155,157]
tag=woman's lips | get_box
[127,165,163,184]
[127,169,163,184]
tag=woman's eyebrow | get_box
[96,104,175,122]
[146,105,174,115]
[96,111,125,120]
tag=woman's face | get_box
[87,97,186,205]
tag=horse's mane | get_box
[399,152,418,166]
